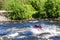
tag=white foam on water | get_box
[8,32,19,38]
[0,23,60,40]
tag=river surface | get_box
[0,20,60,40]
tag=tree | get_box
[3,0,35,20]
[30,0,46,18]
[55,2,60,18]
[44,0,59,18]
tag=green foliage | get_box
[44,0,60,18]
[32,12,40,18]
[4,0,23,20]
[30,0,46,18]
[4,0,35,20]
[2,0,60,20]
[21,5,36,19]
[56,2,60,18]
[45,0,55,18]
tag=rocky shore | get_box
[0,10,60,22]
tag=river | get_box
[0,20,60,40]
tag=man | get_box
[39,26,42,29]
[39,26,44,32]
[22,25,44,36]
[34,25,43,30]
[33,25,39,28]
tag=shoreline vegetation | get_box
[0,17,60,23]
[0,0,60,23]
[0,10,60,23]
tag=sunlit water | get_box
[0,20,60,40]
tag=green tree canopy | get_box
[3,0,36,20]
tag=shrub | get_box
[44,0,60,18]
[30,0,46,18]
[3,0,36,20]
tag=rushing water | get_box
[0,20,60,40]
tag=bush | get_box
[44,0,60,18]
[30,0,46,18]
[3,0,60,20]
[3,0,36,20]
[22,5,36,19]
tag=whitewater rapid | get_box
[0,25,60,40]
[0,21,60,40]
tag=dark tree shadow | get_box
[32,12,40,19]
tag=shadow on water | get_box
[49,36,60,40]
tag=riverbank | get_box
[0,10,60,23]
[0,18,60,23]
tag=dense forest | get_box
[0,0,60,20]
